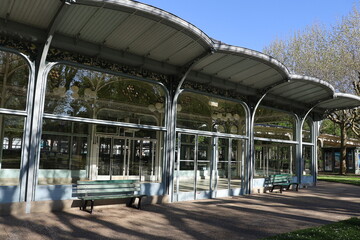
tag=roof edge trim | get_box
[334,92,360,102]
[214,42,291,79]
[290,74,335,96]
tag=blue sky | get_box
[139,0,358,52]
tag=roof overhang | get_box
[0,0,359,119]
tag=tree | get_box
[263,4,360,175]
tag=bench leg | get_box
[271,185,283,193]
[90,200,94,214]
[81,200,88,211]
[137,197,143,210]
[127,197,142,210]
[127,198,135,208]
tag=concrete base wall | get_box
[0,195,170,216]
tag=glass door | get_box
[97,136,158,181]
[230,139,244,194]
[196,136,212,199]
[174,133,245,201]
[98,137,112,179]
[175,133,213,201]
[215,138,245,197]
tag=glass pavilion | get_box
[0,0,359,214]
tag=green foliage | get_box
[263,4,360,93]
[263,218,360,240]
[320,119,341,135]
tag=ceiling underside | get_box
[0,0,359,119]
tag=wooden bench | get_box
[75,180,146,213]
[265,174,299,193]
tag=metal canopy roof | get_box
[0,0,359,118]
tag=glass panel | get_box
[334,152,341,171]
[112,138,125,176]
[0,115,24,186]
[347,150,354,170]
[128,139,141,177]
[230,139,244,189]
[177,92,246,135]
[40,119,163,184]
[141,140,159,182]
[45,64,166,126]
[302,118,312,143]
[303,146,313,176]
[39,119,89,185]
[255,141,296,177]
[40,135,70,169]
[71,137,87,170]
[0,51,29,110]
[324,151,333,171]
[178,134,195,192]
[254,107,296,141]
[98,137,111,176]
[217,138,229,190]
[196,136,211,192]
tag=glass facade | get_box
[0,50,29,187]
[39,64,166,185]
[0,48,321,204]
[175,91,247,200]
[254,107,297,178]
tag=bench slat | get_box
[76,184,140,189]
[76,188,140,194]
[80,194,145,200]
[77,180,138,185]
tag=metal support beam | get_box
[24,1,72,213]
[168,50,214,202]
[248,80,288,194]
[298,102,323,187]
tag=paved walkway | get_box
[0,181,359,240]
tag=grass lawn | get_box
[263,218,360,240]
[317,174,360,186]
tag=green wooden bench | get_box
[75,180,146,213]
[265,174,299,193]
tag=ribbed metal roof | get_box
[0,0,359,118]
[317,93,360,111]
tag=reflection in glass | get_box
[255,141,296,177]
[0,115,24,186]
[254,107,296,141]
[39,119,89,184]
[196,136,211,192]
[45,65,166,126]
[0,51,29,111]
[303,146,313,176]
[230,139,244,189]
[217,138,229,190]
[178,134,195,192]
[302,119,312,143]
[177,92,246,135]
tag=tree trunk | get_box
[340,123,347,175]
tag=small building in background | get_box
[318,134,360,174]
